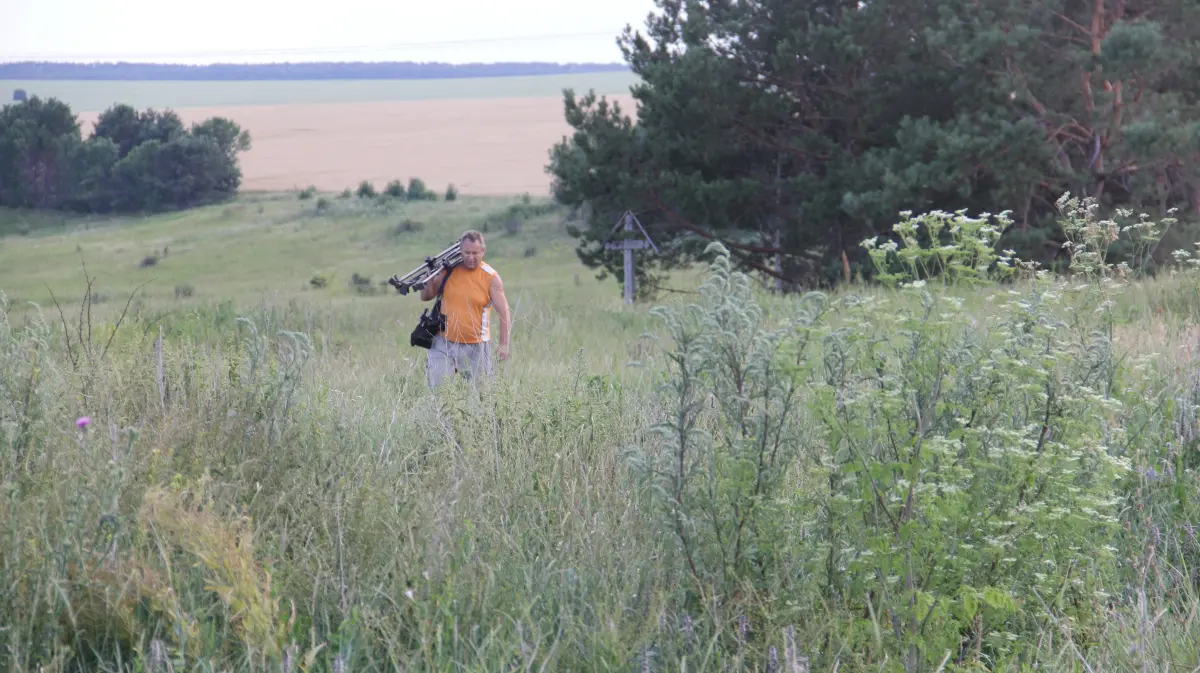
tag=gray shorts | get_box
[426,335,493,388]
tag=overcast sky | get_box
[1,0,659,64]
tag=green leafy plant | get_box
[630,242,827,607]
[860,208,1013,287]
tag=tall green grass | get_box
[3,193,1200,671]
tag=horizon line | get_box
[0,60,630,67]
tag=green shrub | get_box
[626,196,1188,670]
[349,273,377,295]
[383,180,406,198]
[632,242,824,604]
[406,177,436,201]
[390,219,424,237]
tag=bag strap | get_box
[432,263,455,311]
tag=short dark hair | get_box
[460,230,485,247]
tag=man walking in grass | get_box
[419,229,511,388]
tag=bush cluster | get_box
[341,177,455,203]
[0,97,251,214]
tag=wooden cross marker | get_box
[603,210,659,304]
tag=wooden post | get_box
[604,210,659,305]
[774,153,783,294]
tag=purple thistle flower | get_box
[76,416,90,430]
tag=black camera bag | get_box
[410,265,454,349]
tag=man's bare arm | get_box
[490,273,511,359]
[419,268,447,301]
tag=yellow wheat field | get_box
[76,94,638,197]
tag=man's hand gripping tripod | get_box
[387,241,462,295]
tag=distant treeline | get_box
[0,61,631,81]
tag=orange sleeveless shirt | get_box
[440,262,497,344]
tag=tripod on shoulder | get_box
[388,240,463,349]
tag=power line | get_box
[0,29,628,62]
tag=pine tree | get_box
[546,0,1200,290]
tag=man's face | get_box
[460,239,485,269]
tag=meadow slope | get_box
[0,192,671,376]
[3,192,1200,672]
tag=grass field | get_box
[0,191,675,378]
[4,185,1200,671]
[0,72,642,111]
[0,72,642,195]
[5,66,1200,670]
